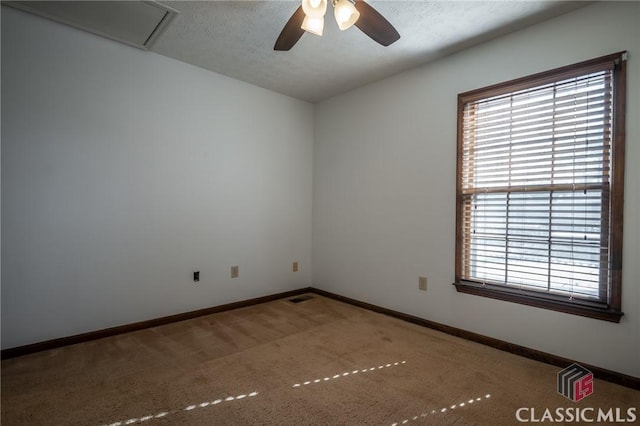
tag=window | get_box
[455,52,627,322]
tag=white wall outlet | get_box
[419,276,427,291]
[231,265,239,278]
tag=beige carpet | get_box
[2,294,638,425]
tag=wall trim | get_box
[310,288,640,391]
[0,287,312,359]
[3,285,638,391]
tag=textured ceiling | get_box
[130,1,596,102]
[149,1,590,102]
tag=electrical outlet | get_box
[231,265,239,278]
[193,271,200,282]
[292,261,299,272]
[419,276,427,291]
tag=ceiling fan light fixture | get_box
[274,0,399,51]
[301,15,324,36]
[301,0,327,18]
[333,0,360,30]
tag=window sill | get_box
[453,281,623,323]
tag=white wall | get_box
[313,1,640,378]
[1,7,314,349]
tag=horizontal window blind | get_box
[459,69,613,301]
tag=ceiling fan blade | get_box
[274,5,306,51]
[353,0,400,47]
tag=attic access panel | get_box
[4,1,179,50]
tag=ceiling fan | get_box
[274,0,400,51]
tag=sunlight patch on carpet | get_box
[389,393,492,425]
[101,391,259,426]
[292,361,406,388]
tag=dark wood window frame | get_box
[454,52,627,323]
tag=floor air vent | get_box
[288,295,314,304]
